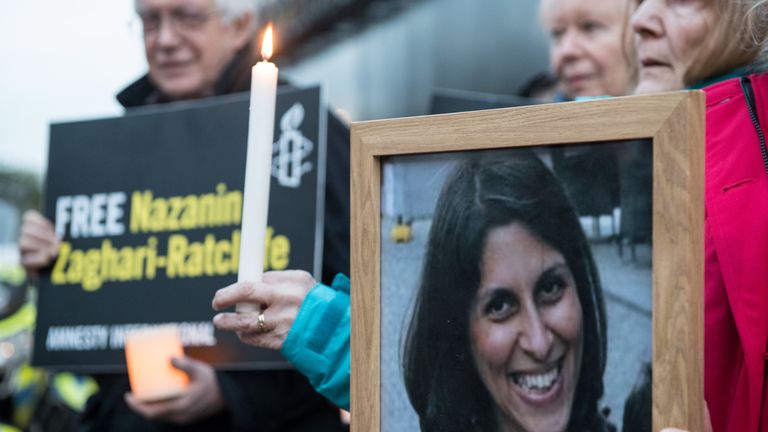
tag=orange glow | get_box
[125,325,188,402]
[261,24,275,61]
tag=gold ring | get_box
[257,311,267,333]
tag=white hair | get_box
[214,0,258,22]
[134,0,266,24]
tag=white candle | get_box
[237,25,278,313]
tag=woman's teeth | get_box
[511,366,559,392]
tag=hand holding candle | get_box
[237,25,279,313]
[125,325,188,402]
[124,355,225,424]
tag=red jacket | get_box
[704,73,768,432]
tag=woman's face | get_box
[540,0,630,98]
[469,223,584,432]
[631,0,716,93]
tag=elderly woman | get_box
[539,0,635,99]
[402,154,612,432]
[632,0,768,431]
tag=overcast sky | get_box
[0,1,146,176]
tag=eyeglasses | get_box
[136,8,219,35]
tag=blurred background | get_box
[0,1,655,430]
[0,0,549,248]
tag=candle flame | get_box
[261,25,274,61]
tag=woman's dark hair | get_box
[403,151,608,431]
[622,363,652,432]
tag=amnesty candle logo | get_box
[272,102,313,188]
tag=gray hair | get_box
[215,0,259,22]
[134,0,266,24]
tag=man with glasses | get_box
[20,0,350,430]
[121,0,262,104]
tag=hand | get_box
[212,270,316,351]
[661,402,712,432]
[124,356,224,425]
[19,210,60,276]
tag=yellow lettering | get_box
[216,183,242,226]
[133,245,146,280]
[231,230,240,273]
[186,242,203,277]
[145,236,158,279]
[51,242,71,285]
[180,195,197,229]
[203,235,216,276]
[270,235,290,270]
[213,239,230,275]
[82,249,102,291]
[100,239,117,281]
[66,250,84,284]
[167,197,182,231]
[198,194,215,227]
[117,246,134,281]
[150,198,168,232]
[263,227,273,271]
[167,235,187,278]
[44,238,165,290]
[228,192,242,224]
[130,190,152,233]
[129,185,242,233]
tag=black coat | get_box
[81,48,349,432]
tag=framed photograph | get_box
[351,92,704,431]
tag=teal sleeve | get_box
[281,273,350,410]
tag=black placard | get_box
[33,86,324,372]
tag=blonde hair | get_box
[621,0,639,94]
[684,0,768,84]
[747,0,768,70]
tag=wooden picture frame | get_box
[351,92,704,431]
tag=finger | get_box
[126,391,190,421]
[263,269,315,287]
[20,222,57,244]
[21,213,58,241]
[237,330,283,351]
[230,308,288,351]
[124,392,172,420]
[18,232,59,256]
[124,392,147,415]
[19,230,59,267]
[19,228,57,249]
[212,312,263,333]
[262,269,304,283]
[170,356,206,379]
[19,245,58,268]
[19,236,47,253]
[22,210,52,228]
[212,281,268,311]
[19,238,59,273]
[20,252,51,270]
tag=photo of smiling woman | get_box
[401,153,614,432]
